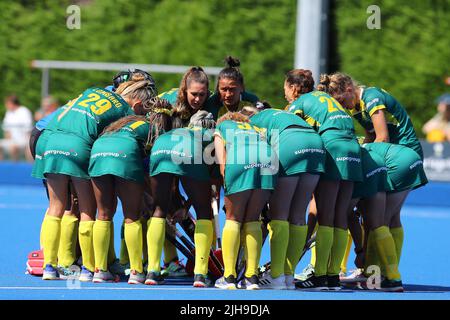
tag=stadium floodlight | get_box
[31,60,222,100]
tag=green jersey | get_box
[47,87,134,144]
[287,91,355,136]
[205,90,259,120]
[351,87,422,156]
[111,119,151,153]
[158,88,179,104]
[150,126,214,180]
[250,108,313,142]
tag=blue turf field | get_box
[1,166,450,300]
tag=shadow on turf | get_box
[403,284,450,293]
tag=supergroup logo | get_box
[44,149,78,157]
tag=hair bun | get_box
[225,56,241,68]
[319,74,331,86]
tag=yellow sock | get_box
[163,238,179,264]
[340,231,353,274]
[373,226,401,280]
[364,231,380,273]
[309,223,319,266]
[267,220,289,278]
[211,217,218,250]
[284,224,307,275]
[390,227,404,265]
[146,217,165,273]
[314,225,334,276]
[124,221,143,273]
[42,215,61,267]
[243,221,263,278]
[93,220,111,271]
[39,209,49,249]
[141,216,148,264]
[194,219,214,276]
[79,221,95,272]
[327,227,349,276]
[57,214,79,267]
[222,220,241,278]
[119,221,129,265]
[107,221,116,265]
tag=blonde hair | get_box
[317,73,357,101]
[240,106,260,117]
[217,111,249,125]
[115,73,157,113]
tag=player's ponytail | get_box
[217,56,245,91]
[317,72,356,103]
[116,73,158,114]
[285,69,315,96]
[217,111,249,125]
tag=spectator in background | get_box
[34,95,59,122]
[0,95,34,161]
[423,94,450,143]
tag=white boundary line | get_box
[0,286,208,291]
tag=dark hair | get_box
[175,66,209,119]
[285,69,315,94]
[5,95,20,106]
[317,73,356,103]
[216,56,245,90]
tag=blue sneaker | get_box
[56,265,81,280]
[42,264,59,280]
[79,266,94,282]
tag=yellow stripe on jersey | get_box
[294,110,321,128]
[129,120,146,130]
[368,104,387,117]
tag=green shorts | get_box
[224,162,277,196]
[352,147,389,199]
[89,135,146,183]
[149,136,211,181]
[273,128,326,177]
[32,129,52,179]
[320,130,363,182]
[36,131,92,180]
[365,143,428,192]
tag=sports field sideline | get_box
[0,163,449,300]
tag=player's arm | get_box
[371,109,390,143]
[214,134,226,178]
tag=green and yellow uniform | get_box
[205,91,259,121]
[158,88,179,104]
[215,120,277,195]
[249,108,325,177]
[32,87,134,180]
[353,147,389,199]
[150,127,214,181]
[352,87,423,159]
[364,142,428,192]
[89,120,152,183]
[287,91,362,182]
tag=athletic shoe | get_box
[193,274,212,288]
[93,268,117,283]
[258,272,287,290]
[161,260,188,277]
[215,275,237,290]
[128,270,145,285]
[327,275,342,291]
[42,264,59,280]
[144,271,165,285]
[340,268,367,283]
[295,263,315,281]
[295,275,329,291]
[380,279,404,292]
[109,259,128,276]
[237,275,260,290]
[56,265,81,280]
[285,275,296,290]
[78,266,94,282]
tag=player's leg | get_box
[215,190,251,289]
[284,173,320,288]
[116,177,145,284]
[180,176,214,287]
[41,173,70,280]
[72,177,98,282]
[145,173,173,285]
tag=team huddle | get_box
[30,56,427,292]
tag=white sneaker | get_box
[128,270,145,284]
[295,263,314,281]
[340,268,367,283]
[92,268,117,283]
[258,271,287,290]
[285,275,295,290]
